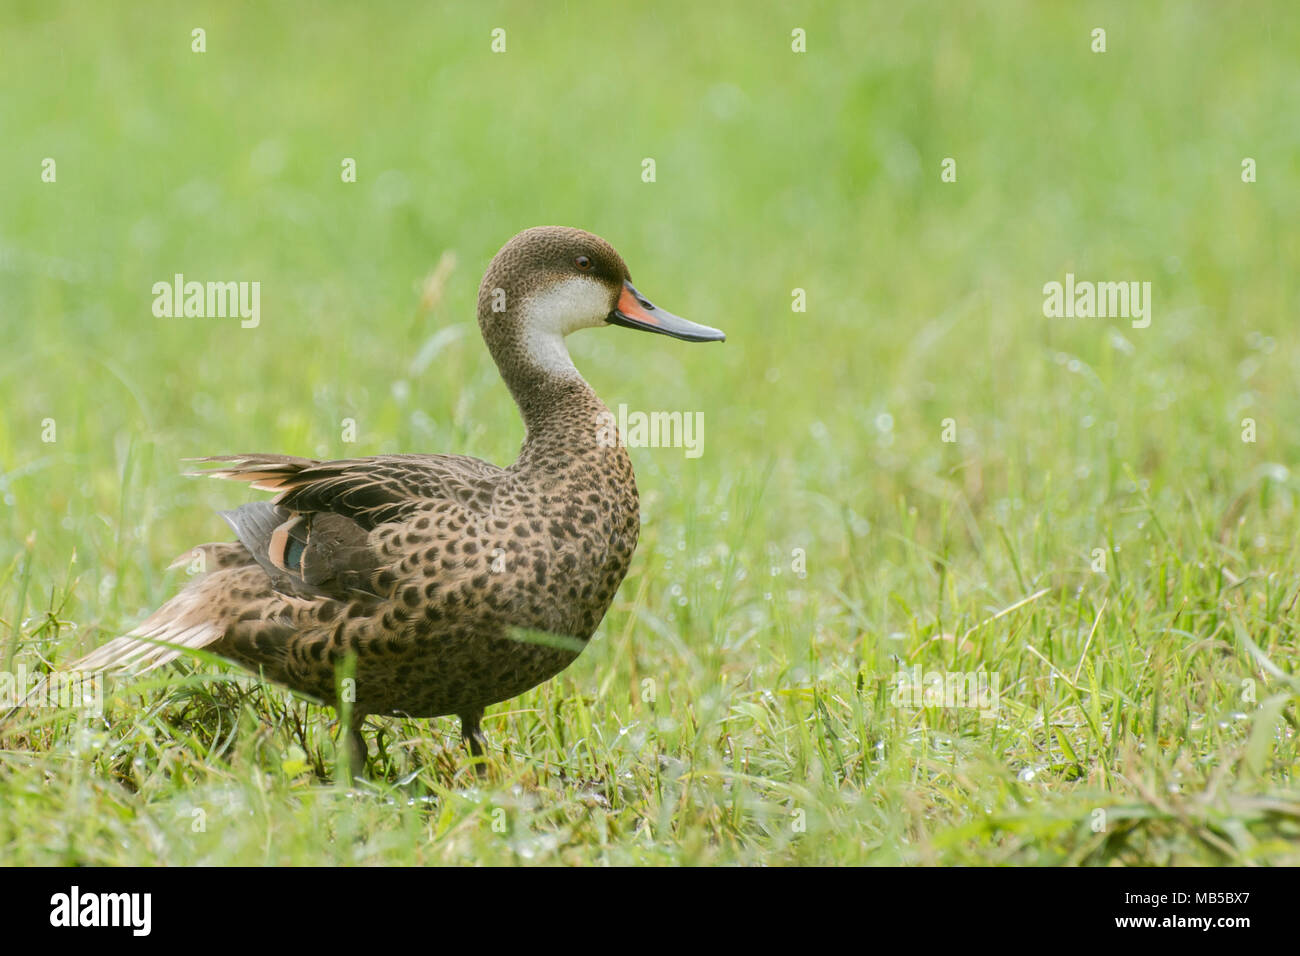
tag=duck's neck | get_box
[490,340,615,472]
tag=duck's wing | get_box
[188,453,503,530]
[191,453,509,601]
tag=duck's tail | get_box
[68,542,258,675]
[2,589,222,727]
[69,583,227,675]
[1,547,247,724]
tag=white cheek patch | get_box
[519,276,613,377]
[525,276,613,335]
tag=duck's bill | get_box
[608,281,725,342]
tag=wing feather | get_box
[189,453,503,529]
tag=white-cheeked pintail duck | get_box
[71,226,725,765]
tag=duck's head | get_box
[477,226,725,387]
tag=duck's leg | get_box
[459,707,488,774]
[344,712,369,778]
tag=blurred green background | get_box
[1,2,1298,864]
[3,0,1296,629]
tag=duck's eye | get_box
[575,255,592,271]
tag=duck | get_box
[68,226,725,768]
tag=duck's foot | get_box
[459,708,489,778]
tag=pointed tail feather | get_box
[2,566,262,727]
[68,584,226,675]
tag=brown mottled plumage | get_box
[67,226,725,766]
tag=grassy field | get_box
[1,1,1298,865]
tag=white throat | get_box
[520,276,611,378]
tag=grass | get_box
[1,0,1299,865]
